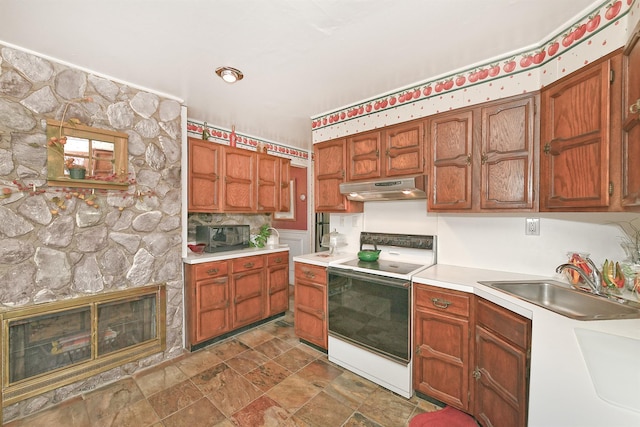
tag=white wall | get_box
[329,201,639,277]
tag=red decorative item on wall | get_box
[229,125,237,147]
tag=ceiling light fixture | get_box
[215,66,244,83]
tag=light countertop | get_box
[292,251,357,267]
[183,245,289,264]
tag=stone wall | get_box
[0,44,184,422]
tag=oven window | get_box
[328,270,410,362]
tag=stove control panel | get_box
[360,232,435,250]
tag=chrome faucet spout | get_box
[556,262,603,295]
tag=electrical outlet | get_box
[525,218,540,235]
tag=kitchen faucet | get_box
[556,258,603,296]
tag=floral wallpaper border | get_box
[186,119,309,162]
[311,0,634,138]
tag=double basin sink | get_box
[478,280,640,320]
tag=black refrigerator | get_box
[315,213,330,252]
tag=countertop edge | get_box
[183,246,289,264]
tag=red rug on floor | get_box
[409,406,477,427]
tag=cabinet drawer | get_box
[193,261,228,280]
[231,255,264,273]
[476,297,531,349]
[267,253,288,267]
[294,263,327,285]
[415,284,470,317]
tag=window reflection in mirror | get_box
[64,137,116,177]
[46,119,128,189]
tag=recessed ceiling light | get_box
[215,66,244,83]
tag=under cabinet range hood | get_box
[339,176,427,201]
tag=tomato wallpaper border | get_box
[311,0,636,141]
[185,119,310,162]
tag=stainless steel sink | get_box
[478,280,640,320]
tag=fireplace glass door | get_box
[1,284,165,408]
[9,307,92,383]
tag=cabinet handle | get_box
[275,257,283,263]
[431,297,452,309]
[243,262,255,269]
[481,153,488,164]
[630,99,640,114]
[466,154,471,165]
[304,270,316,279]
[543,143,550,154]
[206,268,219,275]
[473,367,481,380]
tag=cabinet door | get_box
[414,284,471,411]
[540,59,611,209]
[185,261,230,346]
[427,110,474,210]
[232,268,264,328]
[474,298,531,427]
[294,263,327,349]
[314,139,363,213]
[188,138,221,212]
[267,253,289,316]
[480,95,537,210]
[623,24,640,207]
[278,158,291,212]
[474,326,528,427]
[347,131,382,181]
[384,121,424,178]
[257,153,278,212]
[194,277,231,343]
[231,256,265,328]
[222,146,256,212]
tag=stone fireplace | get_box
[0,44,183,423]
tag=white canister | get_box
[267,228,280,248]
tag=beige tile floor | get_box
[5,310,441,426]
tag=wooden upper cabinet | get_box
[278,158,291,212]
[188,138,221,212]
[222,146,256,212]
[257,153,278,212]
[347,131,382,181]
[314,139,363,213]
[480,95,537,210]
[383,121,424,177]
[427,109,474,210]
[346,121,424,181]
[623,23,640,207]
[540,58,613,210]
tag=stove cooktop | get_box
[338,258,425,276]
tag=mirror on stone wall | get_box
[46,119,129,189]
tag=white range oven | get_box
[327,232,436,398]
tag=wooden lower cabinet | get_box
[474,297,531,427]
[267,253,289,316]
[414,284,472,411]
[293,262,327,349]
[185,251,289,349]
[185,260,231,346]
[231,255,265,328]
[413,286,531,427]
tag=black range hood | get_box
[339,176,427,201]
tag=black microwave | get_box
[196,225,250,253]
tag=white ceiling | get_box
[0,0,597,149]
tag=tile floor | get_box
[5,310,442,427]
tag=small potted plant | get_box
[65,158,86,179]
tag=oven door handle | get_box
[328,267,410,289]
